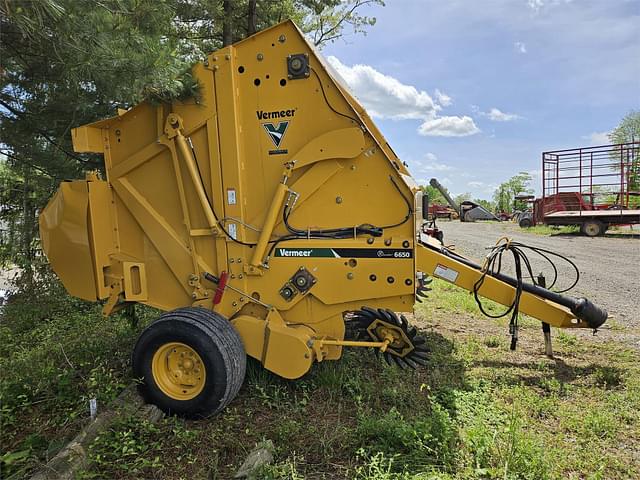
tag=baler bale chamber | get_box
[39,21,607,417]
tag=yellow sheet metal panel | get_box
[39,181,98,300]
[122,261,148,301]
[262,322,314,379]
[231,315,266,360]
[87,180,116,299]
[72,126,104,153]
[290,127,365,169]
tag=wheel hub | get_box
[349,307,430,368]
[151,342,206,400]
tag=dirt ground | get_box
[436,220,640,348]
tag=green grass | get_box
[0,281,157,479]
[520,225,580,236]
[1,278,639,479]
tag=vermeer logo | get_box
[262,121,289,148]
[256,109,295,120]
[278,248,312,257]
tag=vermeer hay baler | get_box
[39,21,607,417]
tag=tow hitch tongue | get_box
[414,237,608,353]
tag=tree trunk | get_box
[247,0,257,36]
[222,0,233,46]
[20,163,35,291]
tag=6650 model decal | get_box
[274,248,413,258]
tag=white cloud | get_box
[326,56,439,120]
[418,162,453,172]
[527,0,544,12]
[483,107,522,122]
[527,0,574,13]
[326,56,480,138]
[411,153,454,174]
[418,116,480,137]
[468,181,484,187]
[514,41,527,54]
[435,89,452,106]
[583,131,611,145]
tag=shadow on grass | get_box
[475,357,625,389]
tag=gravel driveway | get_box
[436,220,640,346]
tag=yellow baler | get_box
[39,21,606,417]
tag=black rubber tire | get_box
[581,220,604,237]
[132,307,246,418]
[519,217,532,228]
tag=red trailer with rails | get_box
[519,142,640,236]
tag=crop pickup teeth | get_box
[352,307,429,369]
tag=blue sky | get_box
[321,0,640,199]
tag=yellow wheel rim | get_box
[151,342,206,401]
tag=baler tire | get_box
[132,307,246,418]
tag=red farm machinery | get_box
[518,142,640,236]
